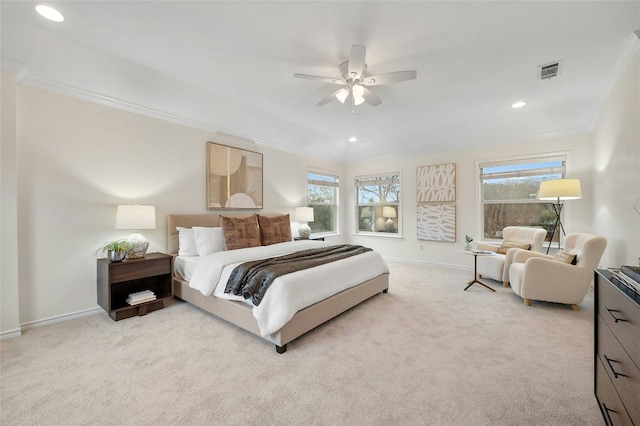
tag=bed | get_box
[167,214,389,353]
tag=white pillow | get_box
[176,227,198,257]
[193,226,225,256]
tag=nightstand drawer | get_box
[110,257,171,283]
[597,316,640,421]
[598,278,640,368]
[596,356,634,426]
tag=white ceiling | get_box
[2,1,639,163]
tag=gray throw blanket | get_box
[224,244,372,306]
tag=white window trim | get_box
[475,150,573,244]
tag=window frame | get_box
[354,171,402,237]
[306,170,339,235]
[476,152,572,244]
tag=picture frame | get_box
[206,142,263,209]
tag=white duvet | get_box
[187,241,389,336]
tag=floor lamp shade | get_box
[537,179,581,253]
[295,207,314,239]
[115,205,156,258]
[538,179,582,201]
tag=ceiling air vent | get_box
[538,61,562,80]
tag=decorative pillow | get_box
[257,214,292,245]
[497,242,531,255]
[193,227,226,256]
[176,227,198,257]
[219,215,261,250]
[553,250,577,265]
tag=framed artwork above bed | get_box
[206,142,263,209]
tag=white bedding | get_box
[185,241,389,336]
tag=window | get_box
[480,155,567,241]
[307,172,338,234]
[356,173,400,234]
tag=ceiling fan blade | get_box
[293,73,346,85]
[348,44,366,78]
[316,89,341,106]
[362,87,382,106]
[363,70,417,86]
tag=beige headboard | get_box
[167,213,287,254]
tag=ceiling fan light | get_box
[354,95,365,106]
[352,84,365,98]
[336,88,349,103]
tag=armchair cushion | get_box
[497,242,530,254]
[552,250,576,265]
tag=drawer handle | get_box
[604,306,627,323]
[604,355,627,379]
[602,403,617,425]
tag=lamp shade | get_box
[538,179,582,201]
[114,205,156,230]
[382,206,397,218]
[295,207,314,222]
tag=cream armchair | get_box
[476,226,547,287]
[508,233,607,310]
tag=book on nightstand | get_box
[126,290,156,305]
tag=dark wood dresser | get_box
[594,269,640,425]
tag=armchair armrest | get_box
[475,242,498,253]
[520,258,589,304]
[512,250,552,264]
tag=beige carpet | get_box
[1,260,602,425]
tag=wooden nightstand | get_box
[97,252,173,321]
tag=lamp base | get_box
[298,223,311,239]
[126,232,149,259]
[385,218,394,233]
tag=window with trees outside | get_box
[307,172,338,234]
[356,173,400,235]
[480,155,567,242]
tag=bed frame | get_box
[167,214,389,353]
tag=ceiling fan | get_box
[293,44,417,107]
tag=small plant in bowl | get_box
[94,239,131,262]
[464,235,474,250]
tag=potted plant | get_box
[464,235,474,251]
[94,239,130,262]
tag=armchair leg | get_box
[571,304,580,311]
[524,298,531,306]
[503,281,509,287]
[478,274,483,278]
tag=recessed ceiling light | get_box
[349,137,358,143]
[512,101,527,108]
[36,5,64,22]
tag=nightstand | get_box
[97,252,173,321]
[294,236,325,241]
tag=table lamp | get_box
[383,206,397,232]
[295,207,314,239]
[538,178,581,253]
[115,204,156,258]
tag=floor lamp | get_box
[538,178,582,254]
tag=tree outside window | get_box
[356,173,400,234]
[480,157,566,241]
[307,172,338,233]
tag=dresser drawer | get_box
[597,316,640,421]
[598,278,640,369]
[596,355,634,426]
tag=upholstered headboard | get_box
[167,213,289,255]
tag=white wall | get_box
[347,133,595,267]
[9,85,343,329]
[1,70,21,336]
[593,49,640,267]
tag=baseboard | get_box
[0,329,22,340]
[382,256,472,271]
[18,307,103,334]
